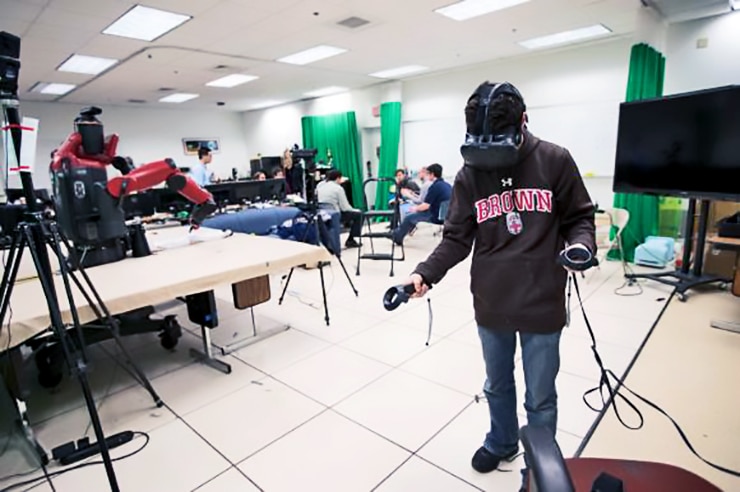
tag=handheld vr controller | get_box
[383,282,431,311]
[558,246,598,272]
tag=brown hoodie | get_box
[413,131,596,334]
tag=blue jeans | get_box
[392,210,433,243]
[477,326,561,458]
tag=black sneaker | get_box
[471,446,519,473]
[345,238,361,248]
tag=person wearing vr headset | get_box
[405,81,596,490]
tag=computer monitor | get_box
[205,183,235,206]
[122,191,157,219]
[261,178,286,202]
[232,181,265,203]
[613,85,740,201]
[152,188,191,214]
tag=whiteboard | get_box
[402,99,621,178]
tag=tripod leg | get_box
[318,262,330,326]
[23,226,120,491]
[279,268,295,305]
[53,227,162,405]
[335,255,359,297]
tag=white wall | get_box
[239,81,402,163]
[401,37,632,208]
[664,10,740,95]
[3,101,249,190]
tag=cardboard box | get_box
[704,245,737,281]
[708,201,740,233]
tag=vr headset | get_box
[460,82,526,171]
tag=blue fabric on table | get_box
[202,206,342,257]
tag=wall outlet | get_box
[696,37,709,49]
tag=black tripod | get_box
[1,97,159,491]
[278,200,359,326]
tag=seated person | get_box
[389,168,422,221]
[253,171,267,181]
[392,163,451,245]
[401,166,431,205]
[317,169,362,248]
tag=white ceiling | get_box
[0,0,728,112]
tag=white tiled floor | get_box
[4,228,672,491]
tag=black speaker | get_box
[185,291,218,328]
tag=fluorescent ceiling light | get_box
[57,54,118,75]
[304,86,348,98]
[276,45,347,65]
[159,93,199,103]
[435,0,530,21]
[32,83,76,95]
[519,24,612,50]
[369,65,428,79]
[206,74,258,88]
[103,5,191,42]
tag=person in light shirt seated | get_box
[188,147,212,187]
[401,166,431,205]
[317,169,362,248]
[392,163,451,245]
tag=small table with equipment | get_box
[707,235,740,334]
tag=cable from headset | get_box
[570,273,740,478]
[425,298,433,346]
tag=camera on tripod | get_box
[289,144,319,204]
[0,31,21,98]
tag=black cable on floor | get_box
[571,274,740,478]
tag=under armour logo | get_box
[501,178,513,187]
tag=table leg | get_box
[189,324,232,374]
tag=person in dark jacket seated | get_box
[402,81,596,492]
[392,163,451,245]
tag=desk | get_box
[707,235,740,333]
[1,227,331,352]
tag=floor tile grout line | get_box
[368,398,486,492]
[161,400,267,492]
[188,466,238,492]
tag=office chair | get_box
[519,425,722,492]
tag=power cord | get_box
[571,273,740,478]
[0,431,150,491]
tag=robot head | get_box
[74,106,105,156]
[460,81,527,171]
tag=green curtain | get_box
[301,111,364,209]
[609,43,666,262]
[374,102,403,211]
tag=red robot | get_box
[50,106,216,230]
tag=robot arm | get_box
[106,158,216,226]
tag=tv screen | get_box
[613,85,740,201]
